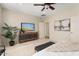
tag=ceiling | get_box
[1,3,78,18]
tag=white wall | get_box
[0,6,3,45]
[49,11,72,42]
[2,9,40,32]
[71,16,79,42]
[45,5,79,42]
[1,8,41,46]
[70,6,79,42]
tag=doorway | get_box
[39,22,49,39]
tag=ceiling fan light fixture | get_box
[41,14,46,16]
[34,3,55,11]
[45,5,49,9]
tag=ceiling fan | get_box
[33,3,55,11]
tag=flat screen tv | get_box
[21,23,35,31]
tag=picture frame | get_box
[54,18,70,31]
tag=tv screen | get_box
[21,23,35,31]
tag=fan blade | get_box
[34,4,44,6]
[49,6,55,10]
[41,6,45,11]
[44,3,55,5]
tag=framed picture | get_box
[54,18,70,31]
[54,20,61,31]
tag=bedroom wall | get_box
[2,9,40,32]
[0,6,3,45]
[70,6,79,42]
[45,4,79,42]
[1,8,41,46]
[49,10,72,42]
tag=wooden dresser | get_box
[19,32,38,43]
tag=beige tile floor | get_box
[5,39,50,56]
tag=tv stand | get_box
[19,32,38,43]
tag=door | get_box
[45,22,49,38]
[39,22,45,39]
